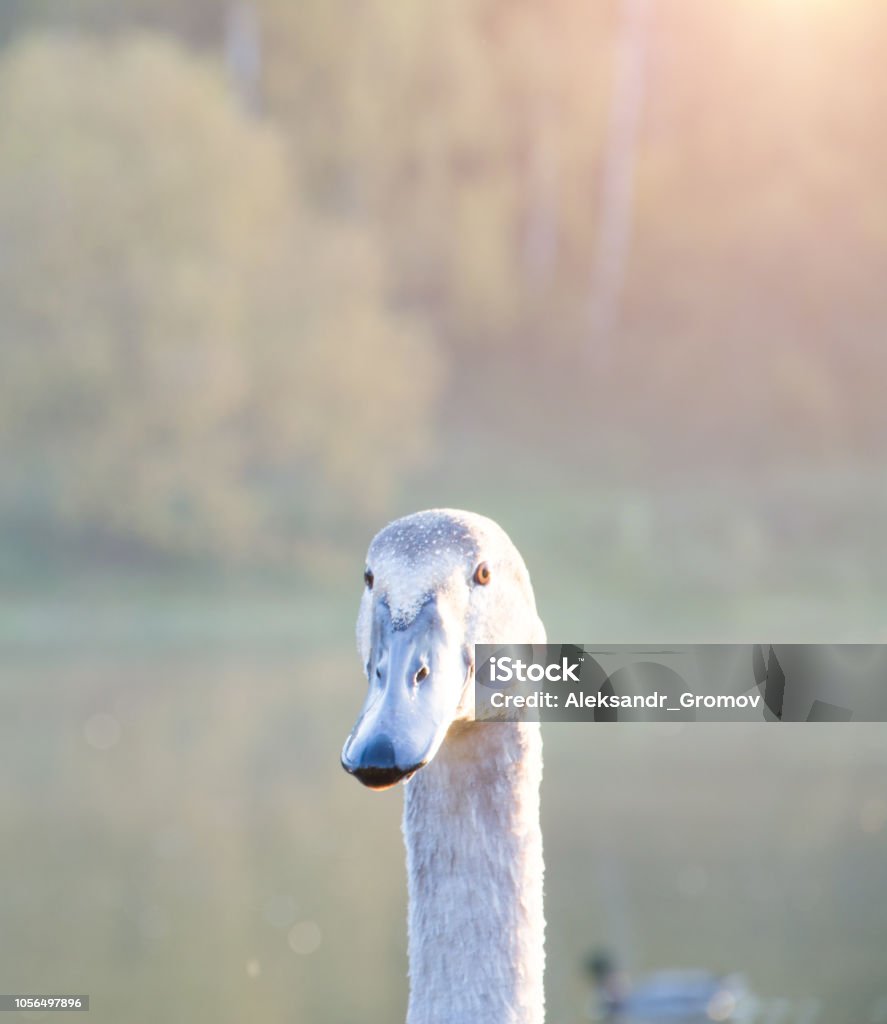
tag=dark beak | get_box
[342,598,468,790]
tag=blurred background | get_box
[1,0,886,1021]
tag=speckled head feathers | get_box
[366,510,508,630]
[344,510,545,789]
[358,508,545,662]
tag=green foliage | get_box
[257,0,887,452]
[0,33,440,555]
[2,2,887,556]
[260,0,614,347]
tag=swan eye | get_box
[473,562,491,586]
[364,568,374,590]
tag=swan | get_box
[341,509,546,1024]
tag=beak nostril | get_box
[414,665,429,685]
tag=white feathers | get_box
[356,509,547,1024]
[404,722,546,1024]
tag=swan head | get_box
[341,509,545,790]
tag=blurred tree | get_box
[259,0,615,349]
[1,0,886,483]
[0,33,440,556]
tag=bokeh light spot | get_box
[288,920,321,955]
[83,713,120,751]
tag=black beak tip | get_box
[342,732,429,789]
[341,755,427,791]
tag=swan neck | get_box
[403,722,545,1024]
